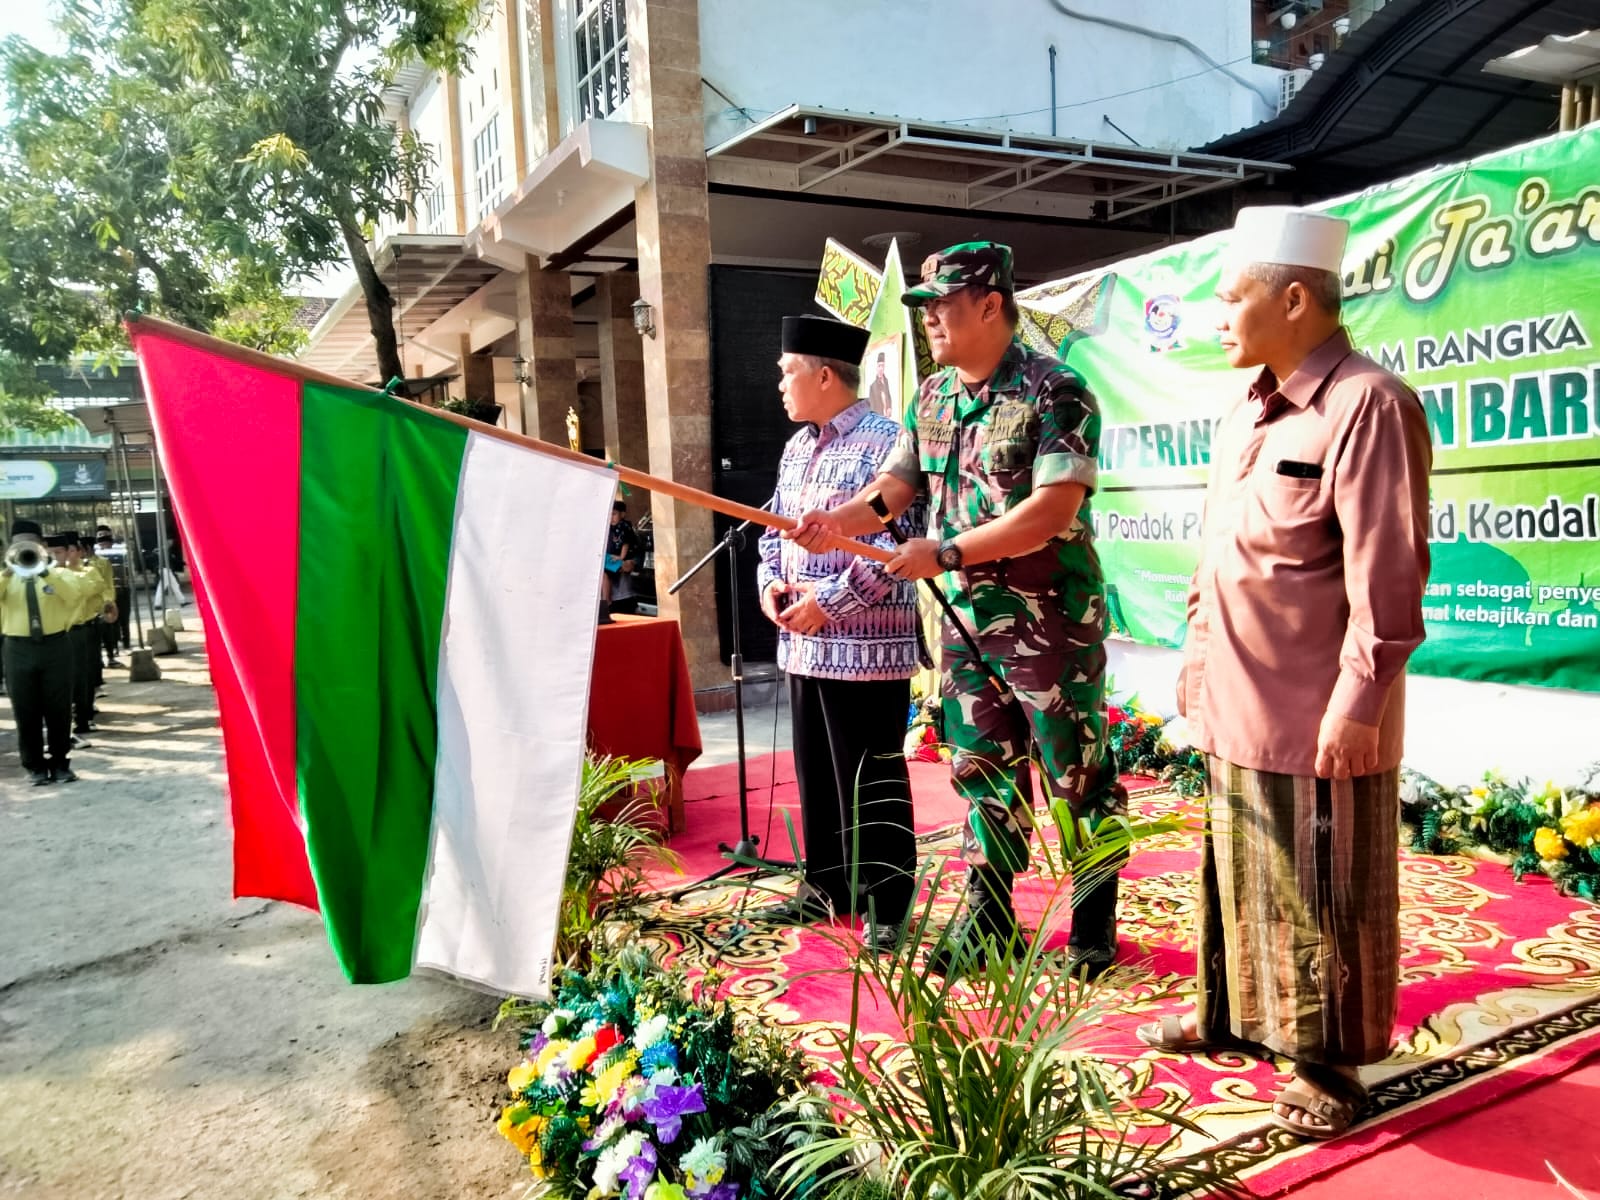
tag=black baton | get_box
[866,491,1012,702]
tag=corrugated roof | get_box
[1205,0,1594,196]
[0,419,112,453]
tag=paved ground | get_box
[0,615,784,1200]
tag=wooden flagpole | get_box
[125,315,895,566]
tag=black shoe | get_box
[52,767,79,783]
[1066,872,1120,982]
[1065,945,1116,981]
[29,770,52,786]
[866,918,904,955]
[926,868,1023,977]
[107,658,123,668]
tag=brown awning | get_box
[707,105,1289,224]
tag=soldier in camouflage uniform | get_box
[788,242,1126,978]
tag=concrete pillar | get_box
[444,73,469,234]
[625,0,719,690]
[597,272,650,483]
[523,0,563,161]
[515,253,579,442]
[500,0,530,179]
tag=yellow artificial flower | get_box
[1471,787,1488,799]
[535,1040,568,1076]
[507,1061,538,1094]
[497,1103,545,1156]
[580,1050,640,1109]
[566,1035,599,1072]
[1533,827,1568,861]
[529,1140,550,1179]
[1559,804,1600,849]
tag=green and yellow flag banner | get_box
[1020,124,1600,693]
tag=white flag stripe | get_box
[415,431,614,996]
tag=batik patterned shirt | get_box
[757,401,924,681]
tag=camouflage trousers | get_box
[940,614,1127,878]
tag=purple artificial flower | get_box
[618,1137,659,1200]
[641,1081,707,1144]
[702,1183,739,1200]
[527,1031,549,1056]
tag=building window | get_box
[573,0,628,121]
[472,114,505,221]
[422,180,449,234]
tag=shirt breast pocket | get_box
[982,436,1033,473]
[1248,471,1334,556]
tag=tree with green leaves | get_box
[1,0,483,402]
[0,15,306,429]
[132,0,484,383]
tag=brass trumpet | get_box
[4,540,50,578]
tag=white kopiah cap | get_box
[1228,206,1349,274]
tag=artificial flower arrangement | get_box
[1401,765,1600,900]
[901,697,949,764]
[1107,704,1208,796]
[496,947,825,1199]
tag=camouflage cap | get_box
[902,241,1015,306]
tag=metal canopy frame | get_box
[707,105,1289,223]
[299,235,503,378]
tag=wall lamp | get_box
[631,297,657,339]
[512,354,532,385]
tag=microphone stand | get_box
[669,512,798,900]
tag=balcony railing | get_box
[1252,0,1385,73]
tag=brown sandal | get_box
[1136,1013,1211,1053]
[1269,1078,1363,1140]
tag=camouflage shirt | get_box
[882,338,1107,639]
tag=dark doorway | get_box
[708,265,825,664]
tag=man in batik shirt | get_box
[758,315,923,952]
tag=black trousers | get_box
[4,634,74,773]
[70,623,98,732]
[789,674,917,922]
[114,586,131,649]
[100,612,120,663]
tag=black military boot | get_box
[1066,870,1119,981]
[926,867,1023,977]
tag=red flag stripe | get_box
[133,330,316,909]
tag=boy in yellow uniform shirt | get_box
[2,521,94,783]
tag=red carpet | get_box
[643,752,1600,1197]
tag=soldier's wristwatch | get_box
[935,538,964,571]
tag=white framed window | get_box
[471,114,505,221]
[572,0,628,123]
[422,180,449,234]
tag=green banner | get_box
[1021,125,1600,693]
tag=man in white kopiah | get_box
[1142,205,1432,1142]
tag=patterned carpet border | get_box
[644,781,1600,1196]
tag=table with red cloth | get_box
[587,614,703,831]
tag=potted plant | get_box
[770,768,1229,1199]
[439,394,503,425]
